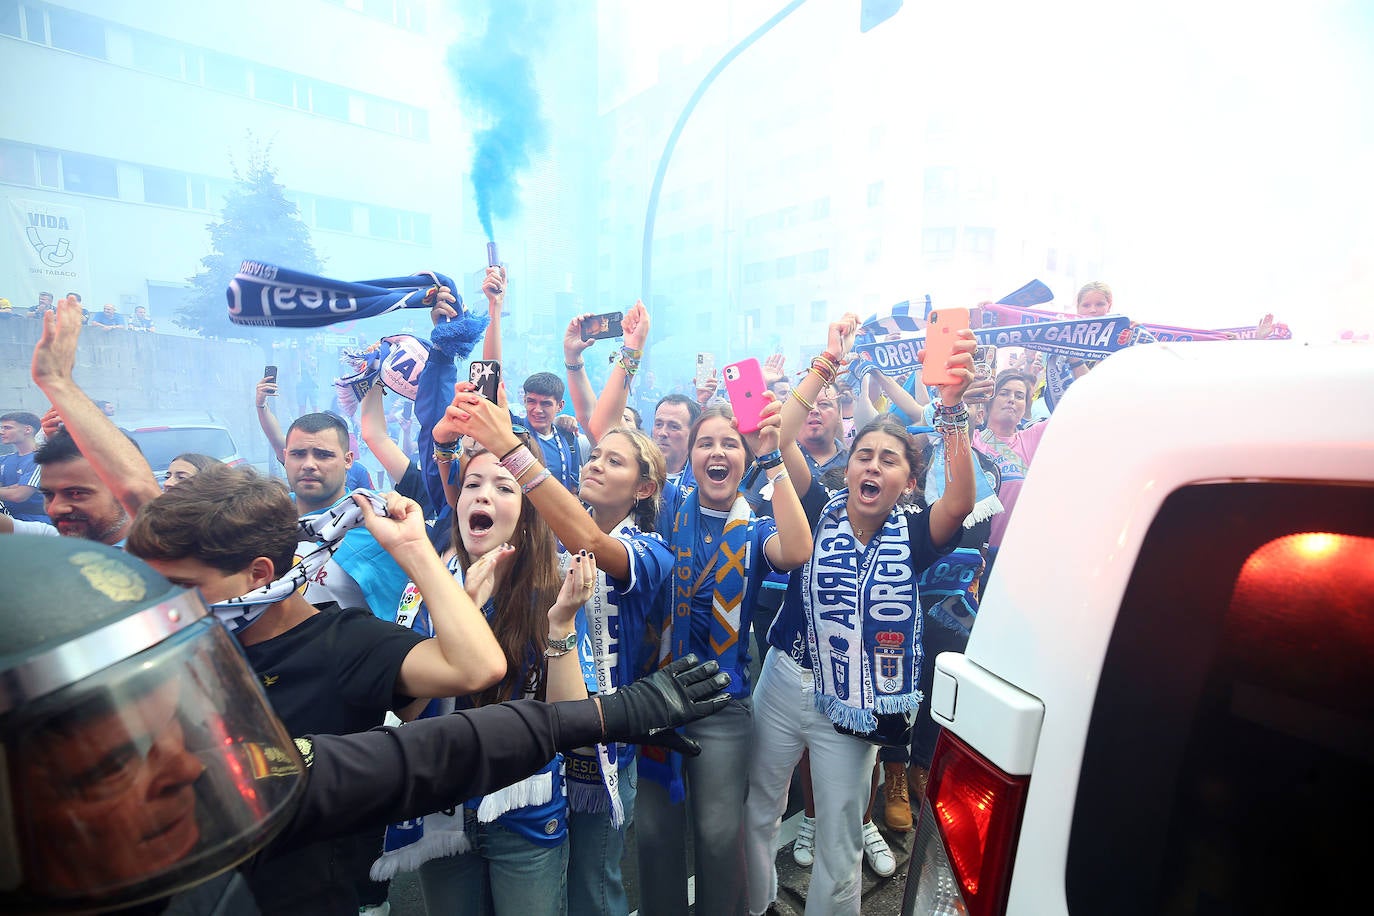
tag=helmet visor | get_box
[2,613,304,912]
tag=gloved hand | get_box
[598,655,730,757]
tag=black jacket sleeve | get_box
[269,697,604,854]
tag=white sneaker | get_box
[792,814,816,868]
[862,821,896,877]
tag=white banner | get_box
[6,196,92,309]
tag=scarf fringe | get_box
[430,309,491,359]
[875,691,924,716]
[568,779,611,815]
[965,493,1004,527]
[475,771,553,823]
[369,829,471,880]
[816,693,877,733]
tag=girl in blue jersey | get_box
[636,398,814,916]
[372,418,595,916]
[446,385,676,916]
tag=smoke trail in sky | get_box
[448,0,549,240]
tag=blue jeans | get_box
[566,754,638,916]
[417,810,569,916]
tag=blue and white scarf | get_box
[560,516,634,828]
[921,431,1003,528]
[209,489,389,633]
[227,262,457,329]
[803,490,923,733]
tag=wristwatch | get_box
[547,631,578,653]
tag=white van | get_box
[902,340,1374,916]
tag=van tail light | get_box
[913,729,1030,916]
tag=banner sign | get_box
[7,196,92,307]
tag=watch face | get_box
[550,632,577,651]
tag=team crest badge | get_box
[874,631,905,694]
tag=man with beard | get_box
[31,428,135,544]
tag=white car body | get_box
[906,339,1374,915]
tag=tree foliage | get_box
[179,146,322,340]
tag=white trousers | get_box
[744,649,878,916]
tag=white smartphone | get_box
[695,352,715,388]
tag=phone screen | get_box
[581,312,625,341]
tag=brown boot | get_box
[883,761,913,831]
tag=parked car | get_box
[903,340,1374,916]
[119,411,246,484]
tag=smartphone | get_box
[695,352,715,389]
[263,365,278,394]
[469,359,501,403]
[973,345,997,381]
[580,311,624,341]
[722,358,769,435]
[921,307,970,387]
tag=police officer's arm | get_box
[30,295,162,514]
[270,658,730,853]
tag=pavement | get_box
[387,779,916,915]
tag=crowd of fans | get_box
[3,272,1118,916]
[1,289,157,329]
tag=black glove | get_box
[598,655,731,757]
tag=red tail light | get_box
[927,729,1030,916]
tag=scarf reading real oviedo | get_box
[804,490,923,733]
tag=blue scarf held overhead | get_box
[226,262,458,329]
[804,490,923,734]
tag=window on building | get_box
[744,308,761,328]
[696,268,711,289]
[1,0,24,39]
[201,51,248,94]
[315,197,354,232]
[253,66,296,107]
[802,249,830,272]
[695,224,714,245]
[744,262,766,284]
[776,303,795,324]
[867,181,885,208]
[131,32,183,79]
[810,299,827,322]
[143,167,190,207]
[924,167,956,203]
[966,227,995,259]
[666,189,685,212]
[367,205,399,240]
[922,227,956,256]
[47,5,106,58]
[811,196,830,220]
[309,82,349,119]
[0,141,35,185]
[776,255,797,279]
[62,153,118,197]
[364,97,401,133]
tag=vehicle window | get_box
[1066,481,1374,916]
[128,427,237,472]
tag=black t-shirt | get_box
[243,603,423,736]
[241,604,423,916]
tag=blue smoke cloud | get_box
[448,0,549,239]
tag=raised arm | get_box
[544,553,596,702]
[562,312,598,436]
[359,383,413,484]
[586,300,649,442]
[745,398,813,571]
[926,330,978,546]
[443,387,637,582]
[30,296,161,514]
[355,492,506,699]
[780,313,859,448]
[480,265,506,362]
[255,375,287,464]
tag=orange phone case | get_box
[722,358,768,435]
[921,308,970,387]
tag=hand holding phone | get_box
[722,358,769,435]
[581,311,625,341]
[469,360,501,403]
[695,352,716,389]
[921,308,971,388]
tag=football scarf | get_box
[208,489,388,632]
[803,490,923,733]
[227,262,459,329]
[922,435,1003,528]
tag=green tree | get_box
[179,147,322,340]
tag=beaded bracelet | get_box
[521,467,552,494]
[756,448,784,469]
[500,444,540,482]
[566,362,585,371]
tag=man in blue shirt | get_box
[513,371,582,491]
[0,411,46,521]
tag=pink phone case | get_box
[722,358,768,435]
[921,308,970,387]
